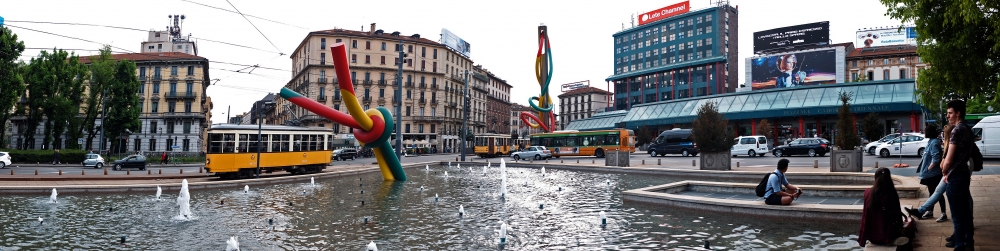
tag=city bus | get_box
[474,133,512,158]
[528,129,635,158]
[205,124,333,179]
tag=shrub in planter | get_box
[692,101,736,153]
[830,92,863,172]
[692,102,736,170]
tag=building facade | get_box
[271,24,511,153]
[846,45,926,83]
[9,52,213,153]
[141,15,198,56]
[558,87,612,130]
[608,4,740,111]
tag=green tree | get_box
[881,0,1000,110]
[22,49,88,149]
[863,113,885,143]
[636,126,655,146]
[80,46,116,150]
[103,60,142,154]
[691,101,736,153]
[0,27,26,148]
[835,92,861,150]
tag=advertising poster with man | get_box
[750,49,837,90]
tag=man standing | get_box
[764,159,802,205]
[52,149,61,165]
[941,100,974,250]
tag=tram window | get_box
[238,134,249,153]
[281,135,290,151]
[327,135,333,150]
[271,134,282,152]
[248,134,259,152]
[261,134,269,152]
[309,135,318,151]
[293,135,302,151]
[208,133,223,153]
[223,133,236,153]
[210,133,223,141]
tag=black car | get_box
[772,138,830,157]
[112,155,147,170]
[332,149,357,161]
[647,128,699,157]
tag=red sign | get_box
[638,1,690,26]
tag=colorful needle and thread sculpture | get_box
[278,43,406,181]
[519,25,557,133]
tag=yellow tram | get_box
[205,125,334,179]
[473,133,512,158]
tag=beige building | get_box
[270,24,511,153]
[510,103,558,138]
[846,45,926,83]
[558,87,612,130]
[141,15,198,56]
[9,52,213,153]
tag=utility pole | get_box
[461,70,470,161]
[226,105,231,124]
[395,40,404,158]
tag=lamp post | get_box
[394,40,406,158]
[256,101,274,179]
[461,70,470,161]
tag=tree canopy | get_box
[0,27,26,148]
[881,0,1000,108]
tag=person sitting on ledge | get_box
[858,167,911,247]
[764,159,802,205]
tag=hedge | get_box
[0,149,89,164]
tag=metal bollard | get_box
[814,160,818,168]
[692,160,696,166]
[159,169,162,174]
[577,160,579,164]
[658,159,661,165]
[127,170,130,175]
[10,169,13,175]
[592,160,595,164]
[737,162,740,167]
[545,159,548,163]
[875,161,879,168]
[199,167,203,173]
[35,170,38,175]
[82,170,85,175]
[180,169,184,174]
[561,160,563,163]
[148,170,151,175]
[642,160,645,165]
[59,170,62,175]
[104,168,108,175]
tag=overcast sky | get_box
[4,0,903,124]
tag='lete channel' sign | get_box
[638,1,689,26]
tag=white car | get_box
[731,135,770,157]
[875,133,928,157]
[0,152,10,168]
[865,133,902,155]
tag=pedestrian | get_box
[858,167,911,247]
[940,100,975,249]
[52,149,61,165]
[905,124,947,221]
[764,159,802,205]
[161,152,168,165]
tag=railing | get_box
[431,99,439,105]
[378,80,387,86]
[393,97,400,103]
[405,82,414,87]
[164,92,197,99]
[363,80,373,86]
[332,96,342,101]
[431,84,439,90]
[419,83,427,89]
[317,95,327,101]
[162,112,205,118]
[448,102,457,107]
[378,97,386,103]
[362,96,372,102]
[153,75,162,81]
[418,98,426,104]
[300,115,325,122]
[318,78,328,83]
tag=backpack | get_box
[970,143,984,172]
[755,173,774,197]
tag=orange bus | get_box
[528,129,635,158]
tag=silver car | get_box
[511,146,552,160]
[82,154,105,168]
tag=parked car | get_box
[865,133,902,155]
[876,133,928,157]
[112,155,147,170]
[731,135,770,157]
[332,149,357,161]
[772,138,830,157]
[82,153,105,168]
[511,146,551,160]
[973,115,1000,157]
[647,128,699,157]
[0,152,10,169]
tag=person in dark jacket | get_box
[52,149,61,165]
[906,124,947,221]
[858,167,909,247]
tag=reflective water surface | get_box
[0,165,863,250]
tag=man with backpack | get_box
[940,100,976,250]
[759,158,802,205]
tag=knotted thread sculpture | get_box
[278,43,406,181]
[519,24,556,132]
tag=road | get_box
[5,152,998,176]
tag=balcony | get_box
[164,92,197,99]
[317,95,327,102]
[378,97,386,103]
[418,98,426,104]
[161,112,205,118]
[405,82,414,88]
[392,97,401,104]
[362,80,373,86]
[332,95,342,101]
[431,84,439,90]
[448,102,457,107]
[319,78,328,83]
[419,83,427,89]
[152,75,162,81]
[362,96,372,103]
[411,116,439,122]
[378,80,387,86]
[431,99,439,105]
[300,114,326,122]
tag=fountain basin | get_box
[623,180,917,222]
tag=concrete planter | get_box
[699,152,731,170]
[605,150,630,167]
[829,149,863,172]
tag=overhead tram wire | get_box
[223,0,285,56]
[178,0,309,30]
[5,20,283,56]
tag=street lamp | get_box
[461,70,470,161]
[256,100,275,179]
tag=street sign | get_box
[77,138,83,145]
[172,145,180,149]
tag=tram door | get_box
[488,137,495,154]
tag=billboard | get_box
[749,49,838,90]
[441,28,471,58]
[753,21,830,53]
[561,80,590,92]
[856,27,917,48]
[638,1,690,26]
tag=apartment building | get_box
[558,87,612,130]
